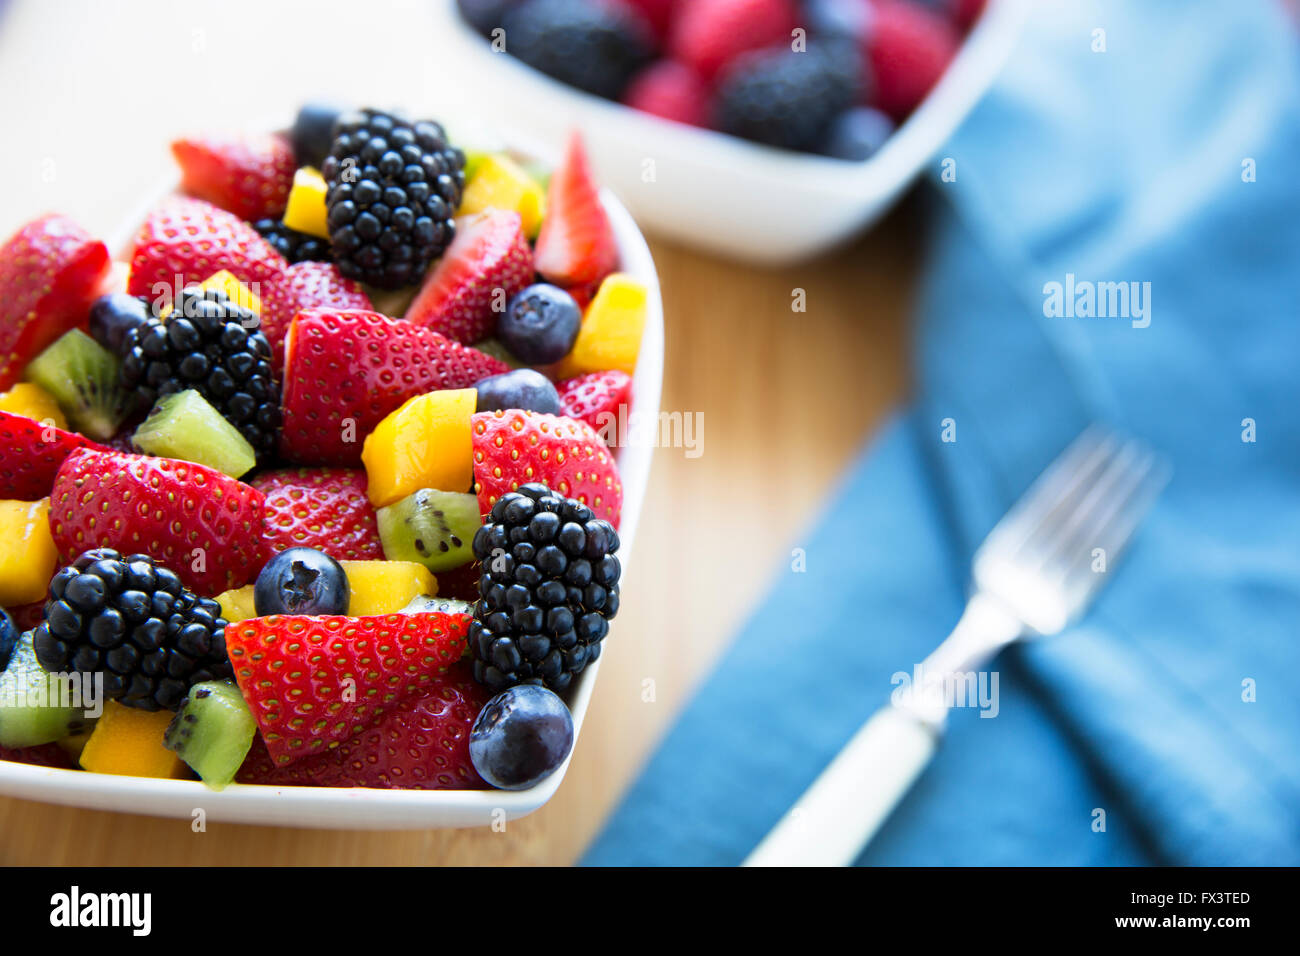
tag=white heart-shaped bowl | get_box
[0,172,662,830]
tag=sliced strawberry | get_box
[171,133,297,222]
[226,611,471,766]
[405,209,534,344]
[279,308,508,465]
[0,743,76,769]
[259,260,371,372]
[556,370,633,433]
[0,215,111,390]
[252,467,384,561]
[235,661,489,788]
[472,409,623,527]
[533,133,619,289]
[125,197,286,305]
[48,448,267,596]
[0,411,109,499]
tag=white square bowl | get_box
[0,174,663,830]
[431,0,1030,264]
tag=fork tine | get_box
[1050,446,1166,607]
[1037,439,1152,574]
[979,426,1116,561]
[972,425,1167,635]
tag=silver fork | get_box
[743,427,1168,867]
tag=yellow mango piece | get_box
[0,499,58,606]
[283,166,330,239]
[159,269,263,320]
[0,383,67,429]
[339,560,437,616]
[362,388,477,507]
[215,585,258,623]
[554,274,647,377]
[78,702,188,779]
[459,154,548,239]
[199,269,263,316]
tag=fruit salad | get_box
[0,104,647,794]
[457,0,985,158]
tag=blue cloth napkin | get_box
[583,0,1300,866]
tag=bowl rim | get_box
[0,145,663,830]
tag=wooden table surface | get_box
[0,0,919,865]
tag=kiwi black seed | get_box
[163,680,256,791]
[376,489,483,573]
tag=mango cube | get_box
[215,585,258,623]
[0,383,67,429]
[0,499,58,606]
[362,388,477,507]
[459,154,548,238]
[555,273,647,377]
[283,166,330,239]
[160,269,264,321]
[79,702,188,779]
[340,560,437,616]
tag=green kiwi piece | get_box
[377,489,482,573]
[400,595,475,616]
[0,632,90,748]
[24,329,132,440]
[132,389,256,478]
[163,681,255,791]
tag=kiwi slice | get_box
[377,489,482,572]
[400,595,475,616]
[163,681,256,791]
[132,389,256,478]
[0,631,90,748]
[24,329,132,440]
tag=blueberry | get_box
[292,101,344,168]
[474,368,561,414]
[498,284,582,364]
[254,547,350,616]
[469,684,575,790]
[820,107,895,161]
[0,608,17,672]
[88,293,152,355]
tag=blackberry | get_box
[469,483,621,693]
[503,0,654,101]
[321,109,465,288]
[715,46,863,152]
[253,218,332,264]
[118,286,280,458]
[33,549,232,712]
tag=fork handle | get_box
[742,705,938,867]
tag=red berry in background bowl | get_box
[862,0,959,120]
[623,59,711,128]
